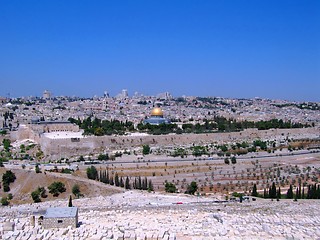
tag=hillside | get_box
[0,168,122,205]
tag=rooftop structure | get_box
[151,107,164,117]
[42,90,52,100]
[144,107,171,125]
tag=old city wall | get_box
[40,127,320,158]
[10,125,41,143]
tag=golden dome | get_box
[151,107,164,117]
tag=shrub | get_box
[1,197,9,206]
[185,181,198,195]
[72,184,81,198]
[86,166,98,180]
[165,182,177,193]
[48,181,66,197]
[31,190,41,203]
[3,183,10,192]
[7,193,13,200]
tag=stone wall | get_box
[43,216,78,229]
[31,122,79,134]
[39,127,320,158]
[11,124,41,142]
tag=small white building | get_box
[32,207,78,229]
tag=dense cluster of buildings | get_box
[0,90,319,130]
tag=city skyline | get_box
[2,88,320,103]
[0,1,319,101]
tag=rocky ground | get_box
[1,190,320,240]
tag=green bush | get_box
[1,197,9,206]
[165,182,177,193]
[31,190,41,203]
[185,181,198,195]
[48,182,66,197]
[86,166,98,180]
[72,184,82,198]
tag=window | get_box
[58,220,63,223]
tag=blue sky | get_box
[0,1,319,101]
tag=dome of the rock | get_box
[151,107,164,117]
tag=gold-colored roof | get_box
[151,107,164,116]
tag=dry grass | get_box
[0,168,122,205]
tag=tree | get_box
[72,184,81,198]
[7,193,13,200]
[99,170,107,183]
[297,184,302,199]
[35,164,41,173]
[120,177,124,188]
[98,153,109,161]
[1,197,9,206]
[2,170,16,192]
[277,187,281,200]
[294,187,298,201]
[125,176,131,190]
[231,156,237,164]
[68,195,73,207]
[38,187,47,198]
[142,177,148,190]
[2,170,16,184]
[269,182,277,199]
[165,182,177,193]
[263,188,268,198]
[31,190,41,203]
[192,146,207,156]
[286,185,293,199]
[86,166,98,180]
[306,184,318,199]
[106,170,110,184]
[252,184,258,197]
[148,179,154,192]
[224,158,230,164]
[135,176,142,190]
[2,139,11,151]
[3,183,10,192]
[142,145,150,155]
[115,173,120,187]
[186,181,198,195]
[109,175,114,185]
[48,181,66,197]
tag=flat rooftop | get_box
[42,131,84,139]
[45,207,78,218]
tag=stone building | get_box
[32,207,78,229]
[42,90,52,100]
[31,120,80,133]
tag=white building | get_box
[43,90,52,100]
